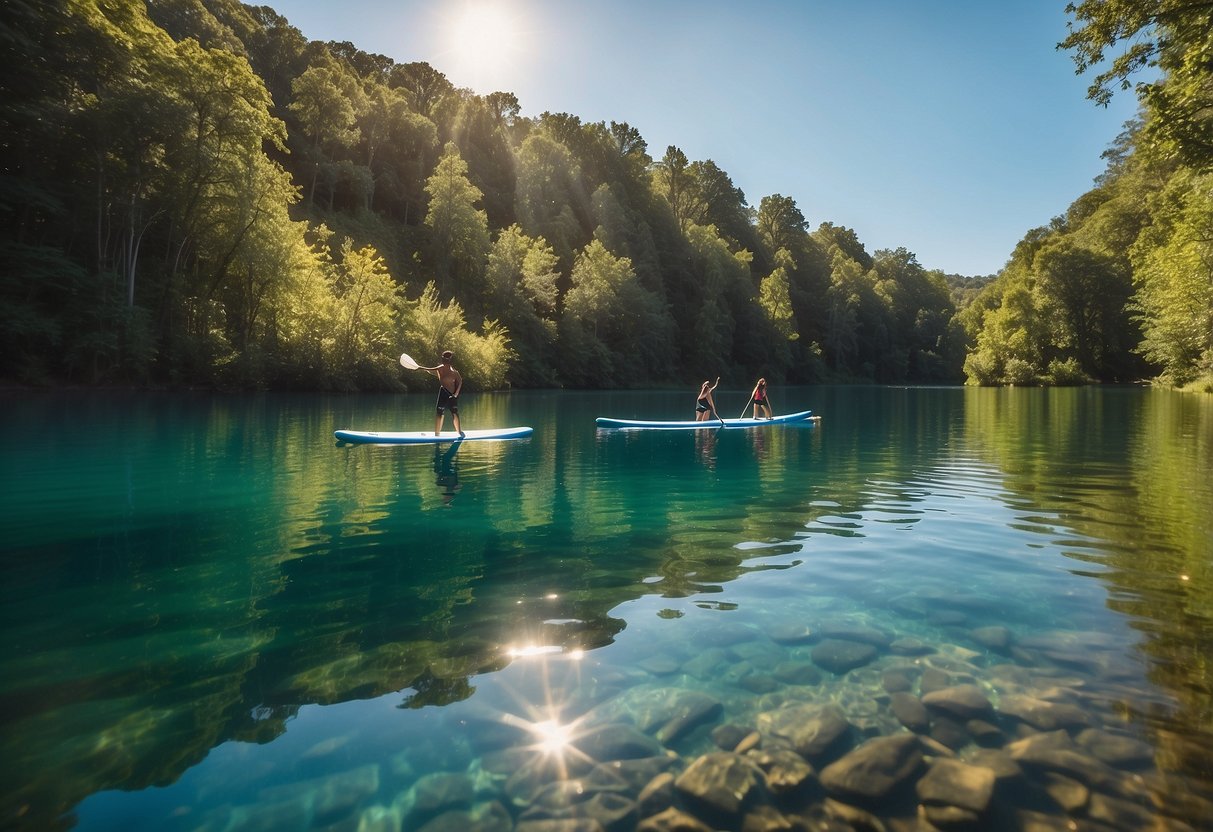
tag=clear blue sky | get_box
[264,0,1142,276]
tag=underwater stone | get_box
[965,719,1004,748]
[921,685,994,720]
[681,648,729,679]
[767,623,819,645]
[927,611,967,626]
[1039,771,1089,812]
[409,772,475,816]
[918,802,980,830]
[518,792,637,832]
[889,637,935,656]
[819,733,924,802]
[1086,792,1159,830]
[928,716,973,752]
[656,691,724,745]
[881,670,913,693]
[746,748,817,797]
[636,806,712,831]
[734,731,761,754]
[756,703,853,762]
[821,798,890,832]
[810,639,878,674]
[963,749,1023,784]
[998,695,1092,731]
[416,801,512,832]
[574,724,665,762]
[224,796,311,832]
[637,656,681,676]
[1006,732,1123,791]
[357,804,401,832]
[637,771,676,817]
[711,723,753,752]
[771,661,822,686]
[673,752,762,822]
[739,804,797,831]
[919,668,951,695]
[739,674,779,694]
[514,818,606,832]
[1074,728,1154,768]
[258,764,380,827]
[817,622,893,648]
[916,758,995,813]
[588,757,678,793]
[889,693,930,734]
[969,626,1013,653]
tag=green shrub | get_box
[1045,357,1091,386]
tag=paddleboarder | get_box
[695,377,721,422]
[419,350,464,436]
[747,378,773,420]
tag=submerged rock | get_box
[881,670,914,693]
[819,733,924,802]
[817,622,893,648]
[747,748,817,797]
[651,691,724,746]
[916,758,995,813]
[1005,730,1123,792]
[889,637,936,656]
[711,723,753,752]
[1040,771,1089,813]
[256,764,380,827]
[811,639,879,674]
[1074,728,1154,767]
[637,806,712,831]
[919,667,951,695]
[969,625,1013,653]
[756,703,853,762]
[406,772,475,823]
[889,692,930,734]
[573,724,665,763]
[416,801,512,832]
[772,661,822,686]
[767,622,819,645]
[998,695,1092,732]
[921,685,994,721]
[517,790,638,832]
[637,771,676,817]
[673,752,763,822]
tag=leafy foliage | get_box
[7,0,1205,392]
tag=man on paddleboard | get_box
[420,350,464,436]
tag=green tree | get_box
[483,225,559,386]
[514,130,587,270]
[759,249,798,343]
[1060,0,1213,167]
[423,142,490,299]
[1033,240,1135,379]
[1130,169,1213,383]
[289,64,363,207]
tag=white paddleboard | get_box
[335,426,533,445]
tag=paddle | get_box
[399,352,420,370]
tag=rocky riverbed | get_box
[198,615,1211,831]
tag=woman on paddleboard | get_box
[695,377,721,422]
[748,378,773,420]
[419,350,464,436]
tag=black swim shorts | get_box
[436,387,459,414]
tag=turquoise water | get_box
[1,386,1210,831]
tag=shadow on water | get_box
[0,387,1209,830]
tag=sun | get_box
[445,2,524,89]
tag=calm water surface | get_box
[1,387,1210,831]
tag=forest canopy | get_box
[1,0,1208,390]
